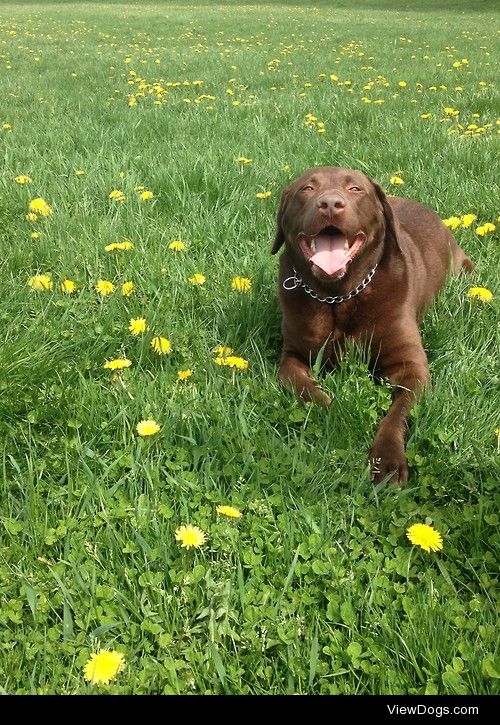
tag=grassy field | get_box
[0,0,498,695]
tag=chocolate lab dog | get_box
[272,167,473,484]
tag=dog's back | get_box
[388,196,474,317]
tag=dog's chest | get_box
[301,303,359,363]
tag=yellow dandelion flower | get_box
[103,358,132,371]
[461,214,477,229]
[406,523,443,553]
[105,240,134,252]
[136,419,161,436]
[108,189,126,202]
[175,524,206,550]
[398,81,407,87]
[188,273,206,286]
[75,169,86,177]
[61,279,77,294]
[129,318,148,335]
[238,156,253,164]
[467,287,493,303]
[216,505,242,519]
[442,216,462,230]
[476,223,496,236]
[231,276,252,293]
[256,191,272,199]
[96,280,115,296]
[177,369,193,380]
[225,355,249,369]
[168,240,186,251]
[2,123,12,131]
[121,281,135,297]
[213,345,233,356]
[26,212,38,222]
[27,274,53,291]
[83,650,125,686]
[15,175,32,184]
[31,232,40,240]
[139,190,154,201]
[151,336,171,355]
[218,355,249,370]
[28,198,53,217]
[420,113,432,119]
[390,176,404,185]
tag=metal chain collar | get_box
[282,264,378,304]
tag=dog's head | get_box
[272,167,398,283]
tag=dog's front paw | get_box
[295,382,332,407]
[308,387,332,407]
[369,438,408,486]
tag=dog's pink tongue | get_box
[310,234,349,275]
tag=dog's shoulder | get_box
[388,195,451,251]
[388,195,442,226]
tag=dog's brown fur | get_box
[272,167,474,484]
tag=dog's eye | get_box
[301,185,314,192]
[349,185,362,193]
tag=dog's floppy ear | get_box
[271,186,291,255]
[369,178,402,252]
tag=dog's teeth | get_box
[310,239,316,253]
[344,240,349,251]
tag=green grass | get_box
[0,0,499,695]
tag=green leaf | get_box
[308,629,319,688]
[340,601,355,627]
[23,582,37,623]
[2,518,22,536]
[209,643,226,688]
[288,407,307,423]
[442,670,467,694]
[90,623,120,638]
[347,641,363,660]
[436,559,457,594]
[312,559,330,575]
[281,546,300,596]
[63,603,74,641]
[482,654,500,679]
[312,336,331,376]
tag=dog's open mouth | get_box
[298,226,366,277]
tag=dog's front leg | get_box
[369,327,431,485]
[279,351,332,407]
